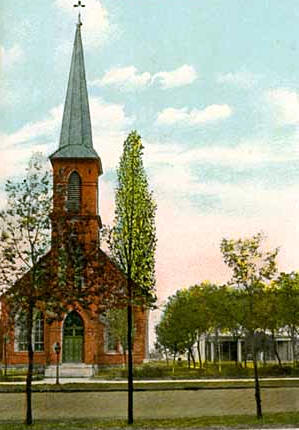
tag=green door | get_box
[63,311,84,363]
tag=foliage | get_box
[0,154,124,424]
[106,130,157,306]
[104,307,132,362]
[156,289,197,363]
[0,154,54,425]
[105,130,157,424]
[274,272,299,363]
[220,233,279,419]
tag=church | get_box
[1,14,148,377]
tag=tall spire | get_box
[50,15,101,165]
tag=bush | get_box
[95,361,299,380]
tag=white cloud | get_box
[92,64,197,91]
[156,104,232,126]
[55,0,110,48]
[267,88,299,125]
[0,44,24,70]
[0,97,134,183]
[217,71,259,89]
[91,66,151,90]
[152,65,198,89]
[2,105,63,149]
[90,97,134,131]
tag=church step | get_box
[45,363,95,378]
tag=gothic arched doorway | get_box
[63,311,84,363]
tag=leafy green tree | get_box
[275,272,299,365]
[253,285,283,366]
[104,307,134,365]
[189,282,220,368]
[0,155,52,425]
[221,233,278,419]
[155,290,196,368]
[107,131,157,424]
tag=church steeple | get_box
[50,17,102,172]
[50,15,102,245]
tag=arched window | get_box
[67,171,81,212]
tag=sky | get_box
[1,0,299,345]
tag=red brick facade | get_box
[3,153,148,369]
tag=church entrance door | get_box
[63,311,84,363]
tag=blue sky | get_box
[1,1,299,326]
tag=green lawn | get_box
[0,378,298,393]
[94,361,299,380]
[0,412,298,429]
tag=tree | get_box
[275,272,299,365]
[107,131,157,424]
[221,233,278,419]
[156,290,197,369]
[104,307,131,365]
[189,282,220,368]
[0,155,52,425]
[253,285,283,367]
[0,155,118,426]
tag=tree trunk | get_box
[197,338,202,369]
[165,350,169,366]
[26,304,34,425]
[127,278,133,425]
[187,350,190,369]
[189,348,196,368]
[253,350,263,419]
[172,353,176,374]
[272,333,282,368]
[262,351,266,366]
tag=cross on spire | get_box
[74,1,85,25]
[74,1,85,9]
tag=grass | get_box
[0,368,43,382]
[0,412,298,429]
[95,361,299,380]
[0,378,298,393]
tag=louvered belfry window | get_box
[67,171,81,212]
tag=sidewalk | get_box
[0,376,298,385]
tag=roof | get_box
[50,19,101,166]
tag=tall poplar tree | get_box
[108,131,157,424]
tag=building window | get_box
[104,324,118,353]
[67,171,81,212]
[34,313,44,352]
[15,312,44,352]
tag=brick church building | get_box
[2,16,148,377]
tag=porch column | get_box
[237,339,242,363]
[200,335,205,362]
[210,341,215,362]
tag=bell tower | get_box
[50,14,102,247]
